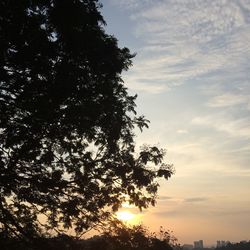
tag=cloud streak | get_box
[184,197,208,203]
[207,93,250,110]
[192,115,250,139]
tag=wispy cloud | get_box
[111,0,250,95]
[192,115,250,139]
[177,129,188,134]
[207,93,250,108]
[185,197,208,203]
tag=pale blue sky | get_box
[101,0,250,246]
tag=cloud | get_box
[185,197,208,203]
[177,129,188,134]
[109,0,151,10]
[148,196,210,218]
[111,0,250,95]
[147,194,250,219]
[124,73,170,94]
[158,195,173,201]
[132,0,245,41]
[207,93,250,108]
[192,115,250,139]
[210,208,250,217]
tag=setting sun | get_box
[116,211,135,222]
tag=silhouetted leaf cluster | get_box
[0,0,173,239]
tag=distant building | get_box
[194,240,203,249]
[183,244,194,250]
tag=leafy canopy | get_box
[0,0,173,238]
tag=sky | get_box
[101,0,250,247]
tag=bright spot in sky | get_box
[116,211,135,222]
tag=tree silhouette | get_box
[0,0,173,239]
[0,223,179,250]
[99,222,177,250]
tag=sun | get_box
[116,211,135,222]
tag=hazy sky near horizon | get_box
[101,0,250,246]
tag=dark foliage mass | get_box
[0,223,177,250]
[99,222,177,250]
[216,241,250,250]
[0,0,173,240]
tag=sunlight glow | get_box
[116,211,135,222]
[122,202,135,208]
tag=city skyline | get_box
[101,0,250,245]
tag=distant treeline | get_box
[216,241,250,250]
[0,224,179,250]
[0,234,174,250]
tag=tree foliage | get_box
[0,222,179,250]
[99,222,177,250]
[0,0,173,239]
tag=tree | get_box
[98,222,177,250]
[0,0,173,239]
[0,223,179,250]
[216,242,250,250]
